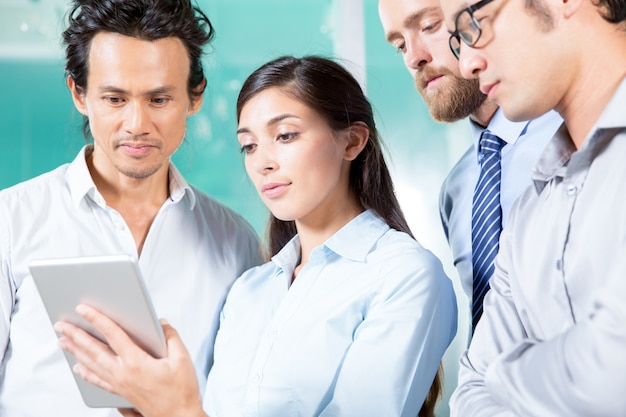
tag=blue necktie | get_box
[471,131,506,332]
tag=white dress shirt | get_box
[439,110,563,299]
[0,146,262,417]
[450,78,626,416]
[203,210,458,417]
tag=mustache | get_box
[113,136,162,147]
[414,66,456,90]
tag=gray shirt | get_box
[450,77,626,416]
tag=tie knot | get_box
[479,131,506,155]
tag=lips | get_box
[423,74,443,89]
[261,182,290,199]
[261,182,291,198]
[118,143,157,157]
[480,82,498,97]
[262,183,281,192]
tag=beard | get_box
[415,66,486,123]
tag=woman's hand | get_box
[54,304,207,417]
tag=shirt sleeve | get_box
[449,217,525,417]
[0,203,15,371]
[451,208,626,416]
[439,176,452,242]
[319,250,458,417]
[486,249,626,415]
[231,215,264,277]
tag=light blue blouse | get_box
[204,210,457,417]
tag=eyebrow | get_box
[452,1,473,22]
[97,85,177,96]
[236,113,301,135]
[385,7,440,42]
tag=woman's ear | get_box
[67,76,88,116]
[343,122,369,161]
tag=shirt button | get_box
[566,184,577,196]
[268,329,278,338]
[250,373,261,383]
[115,222,125,231]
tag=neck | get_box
[86,150,170,209]
[293,202,363,278]
[86,148,171,256]
[557,14,626,148]
[470,100,499,128]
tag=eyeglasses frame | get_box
[448,0,496,59]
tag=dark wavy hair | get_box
[62,0,214,138]
[526,0,626,27]
[236,55,442,417]
[594,0,626,23]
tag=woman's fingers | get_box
[72,361,117,393]
[54,304,150,395]
[75,304,146,359]
[54,320,117,384]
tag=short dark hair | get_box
[63,0,213,99]
[526,0,626,26]
[594,0,626,23]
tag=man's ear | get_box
[561,0,583,18]
[67,76,88,116]
[343,121,369,161]
[188,78,207,115]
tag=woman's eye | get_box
[277,132,298,142]
[240,143,256,154]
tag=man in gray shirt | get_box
[441,0,626,414]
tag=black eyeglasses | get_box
[448,0,496,59]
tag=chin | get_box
[501,103,550,123]
[268,209,297,223]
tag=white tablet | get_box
[29,254,166,408]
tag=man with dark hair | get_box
[440,0,626,413]
[378,0,561,337]
[0,1,262,415]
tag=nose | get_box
[404,37,432,71]
[123,101,151,136]
[249,144,279,175]
[458,44,486,80]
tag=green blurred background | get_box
[0,1,473,414]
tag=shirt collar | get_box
[324,210,390,261]
[532,76,626,193]
[470,108,529,162]
[66,145,196,209]
[271,210,391,273]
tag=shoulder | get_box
[370,229,448,285]
[439,145,476,222]
[224,260,277,301]
[440,145,476,197]
[0,165,69,209]
[188,186,259,239]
